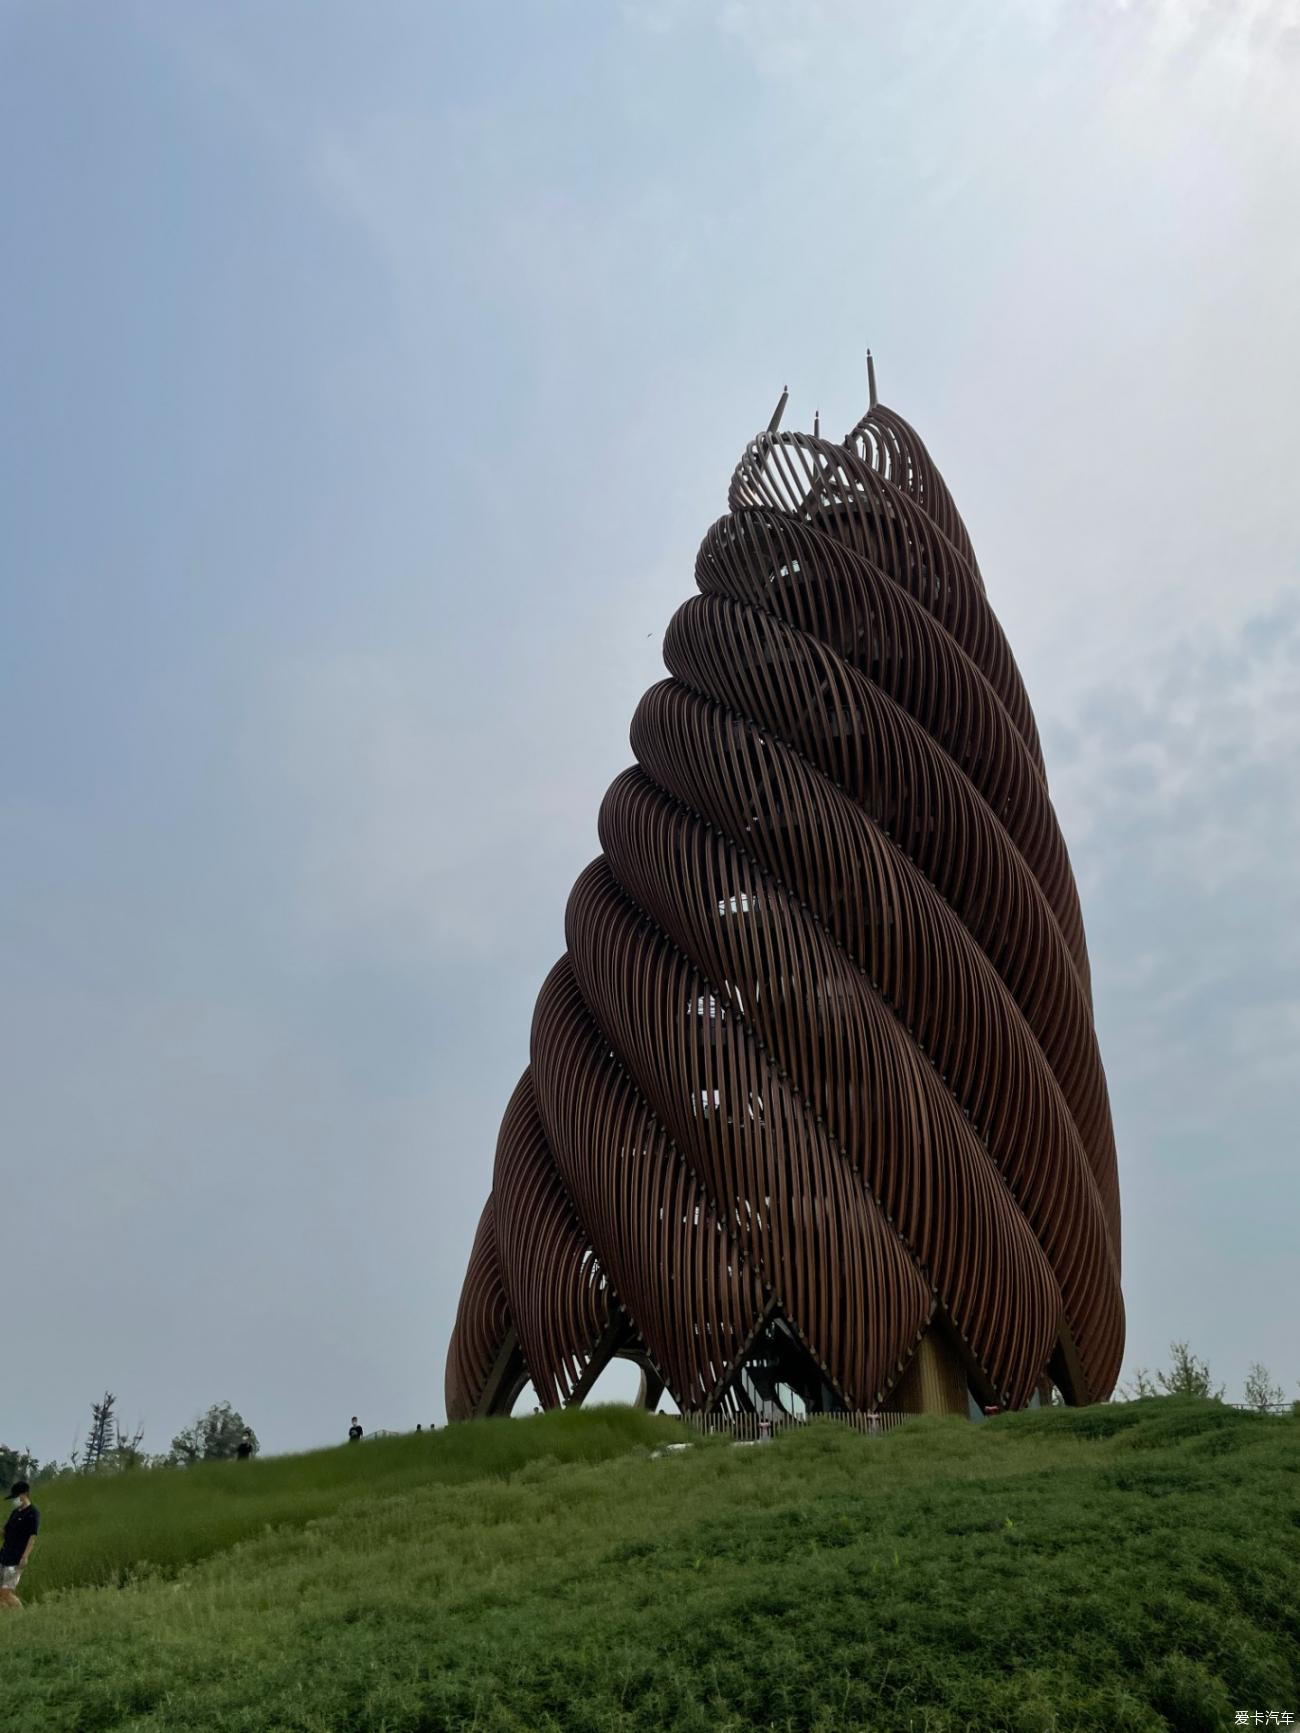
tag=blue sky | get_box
[2,0,1297,1459]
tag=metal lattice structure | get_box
[445,370,1123,1420]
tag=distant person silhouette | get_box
[235,1430,254,1460]
[415,1424,422,1432]
[348,1416,363,1443]
[1,1481,39,1611]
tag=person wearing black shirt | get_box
[348,1417,363,1442]
[235,1430,254,1460]
[1,1480,39,1610]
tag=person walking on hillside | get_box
[0,1480,39,1611]
[348,1416,363,1443]
[235,1429,254,1460]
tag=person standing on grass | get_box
[236,1429,254,1460]
[0,1480,39,1611]
[348,1416,363,1442]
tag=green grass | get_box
[10,1407,679,1599]
[2,1400,1297,1732]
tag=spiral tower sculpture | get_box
[446,370,1123,1420]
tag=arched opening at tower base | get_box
[566,1354,678,1413]
[467,1315,672,1419]
[455,1308,1067,1422]
[711,1312,985,1421]
[718,1313,846,1418]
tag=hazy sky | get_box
[3,0,1297,1461]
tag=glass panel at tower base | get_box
[724,1315,847,1418]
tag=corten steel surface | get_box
[445,378,1124,1420]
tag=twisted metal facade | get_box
[445,377,1123,1420]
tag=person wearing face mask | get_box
[0,1480,39,1610]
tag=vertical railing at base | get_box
[680,1411,909,1441]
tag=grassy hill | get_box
[1,1400,1295,1732]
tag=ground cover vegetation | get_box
[1,1400,1296,1732]
[5,1407,676,1600]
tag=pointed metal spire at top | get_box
[768,385,789,433]
[813,408,821,438]
[867,349,878,410]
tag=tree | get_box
[81,1391,118,1471]
[170,1402,259,1465]
[1242,1362,1284,1413]
[34,1457,75,1483]
[1120,1343,1223,1402]
[74,1392,148,1474]
[0,1444,40,1487]
[109,1424,149,1471]
[1158,1341,1223,1399]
